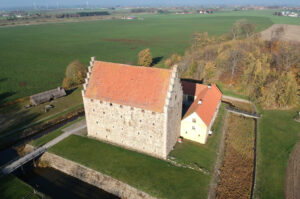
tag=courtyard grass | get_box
[169,103,226,172]
[49,134,210,199]
[0,175,39,199]
[30,116,85,147]
[0,14,273,103]
[255,108,300,199]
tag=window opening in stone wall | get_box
[120,105,123,108]
[110,103,113,106]
[192,118,196,123]
[93,109,95,112]
[131,107,134,110]
[152,112,155,115]
[141,110,145,113]
[91,99,94,102]
[103,111,105,114]
[100,101,103,104]
[192,126,195,130]
[140,120,142,122]
[153,123,155,126]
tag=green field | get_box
[255,108,300,199]
[0,175,39,199]
[0,12,276,103]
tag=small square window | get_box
[110,103,113,106]
[120,105,123,108]
[192,126,195,130]
[192,118,196,123]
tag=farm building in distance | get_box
[82,58,183,159]
[30,87,66,105]
[181,81,222,144]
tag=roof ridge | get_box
[95,60,171,72]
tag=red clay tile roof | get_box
[85,61,172,112]
[183,82,222,126]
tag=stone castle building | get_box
[82,57,182,159]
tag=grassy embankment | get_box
[0,87,83,145]
[30,116,85,147]
[48,104,226,199]
[0,14,273,103]
[0,175,39,199]
[255,108,300,199]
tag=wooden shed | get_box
[30,87,66,105]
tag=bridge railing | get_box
[226,106,262,118]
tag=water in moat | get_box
[15,166,119,199]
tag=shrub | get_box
[138,48,152,67]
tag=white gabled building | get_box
[181,81,222,144]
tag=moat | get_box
[15,167,119,199]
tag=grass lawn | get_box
[30,116,85,147]
[49,134,210,199]
[0,87,83,141]
[0,175,39,199]
[0,13,273,103]
[255,108,300,199]
[169,103,226,172]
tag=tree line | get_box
[176,20,299,109]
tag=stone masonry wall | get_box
[83,96,166,159]
[163,67,183,156]
[40,152,157,199]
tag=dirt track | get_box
[285,139,300,199]
[260,24,300,42]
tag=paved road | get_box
[1,122,86,175]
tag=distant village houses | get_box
[198,9,214,14]
[274,11,299,17]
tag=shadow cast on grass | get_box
[151,56,163,66]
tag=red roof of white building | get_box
[182,81,222,126]
[85,61,172,113]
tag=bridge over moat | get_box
[1,122,86,175]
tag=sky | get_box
[1,0,300,9]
